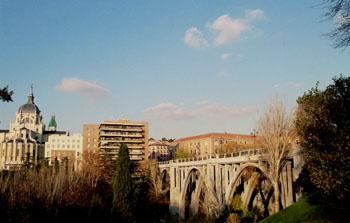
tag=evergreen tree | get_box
[111,143,136,222]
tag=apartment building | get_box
[82,124,99,154]
[98,119,149,169]
[175,132,254,157]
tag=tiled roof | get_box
[175,132,254,143]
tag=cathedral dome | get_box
[18,103,41,114]
[17,86,41,114]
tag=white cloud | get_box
[144,102,256,120]
[144,103,196,120]
[184,27,209,49]
[200,104,257,117]
[207,14,249,45]
[221,53,232,60]
[274,84,280,88]
[246,9,265,20]
[207,9,264,45]
[288,82,304,88]
[55,78,110,101]
[143,103,177,112]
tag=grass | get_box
[259,193,350,223]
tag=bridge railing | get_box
[158,148,263,165]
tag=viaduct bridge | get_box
[157,148,302,219]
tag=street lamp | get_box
[250,129,258,146]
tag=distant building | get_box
[82,124,99,154]
[45,132,82,169]
[148,140,170,161]
[175,132,254,157]
[98,119,149,170]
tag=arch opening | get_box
[227,166,275,220]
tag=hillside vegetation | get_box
[260,193,350,223]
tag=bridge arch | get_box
[225,163,272,207]
[178,167,208,219]
[160,168,170,191]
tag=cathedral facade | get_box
[0,87,69,170]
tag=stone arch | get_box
[225,163,271,206]
[178,167,207,219]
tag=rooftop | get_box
[175,132,254,143]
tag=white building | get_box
[45,132,83,169]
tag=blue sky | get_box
[1,0,349,139]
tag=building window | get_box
[57,139,60,142]
[63,152,65,156]
[52,139,55,142]
[47,144,50,148]
[77,140,80,143]
[72,145,75,148]
[62,145,65,148]
[58,152,60,156]
[62,139,65,142]
[52,151,55,156]
[77,145,80,148]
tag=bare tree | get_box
[322,0,350,49]
[256,97,297,213]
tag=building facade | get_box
[175,132,255,157]
[148,140,170,161]
[98,119,149,169]
[82,124,99,154]
[45,132,83,169]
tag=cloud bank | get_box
[55,78,110,101]
[144,102,256,120]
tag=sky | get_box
[0,0,349,140]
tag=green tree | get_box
[296,75,350,203]
[175,148,191,159]
[0,86,13,102]
[111,143,136,222]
